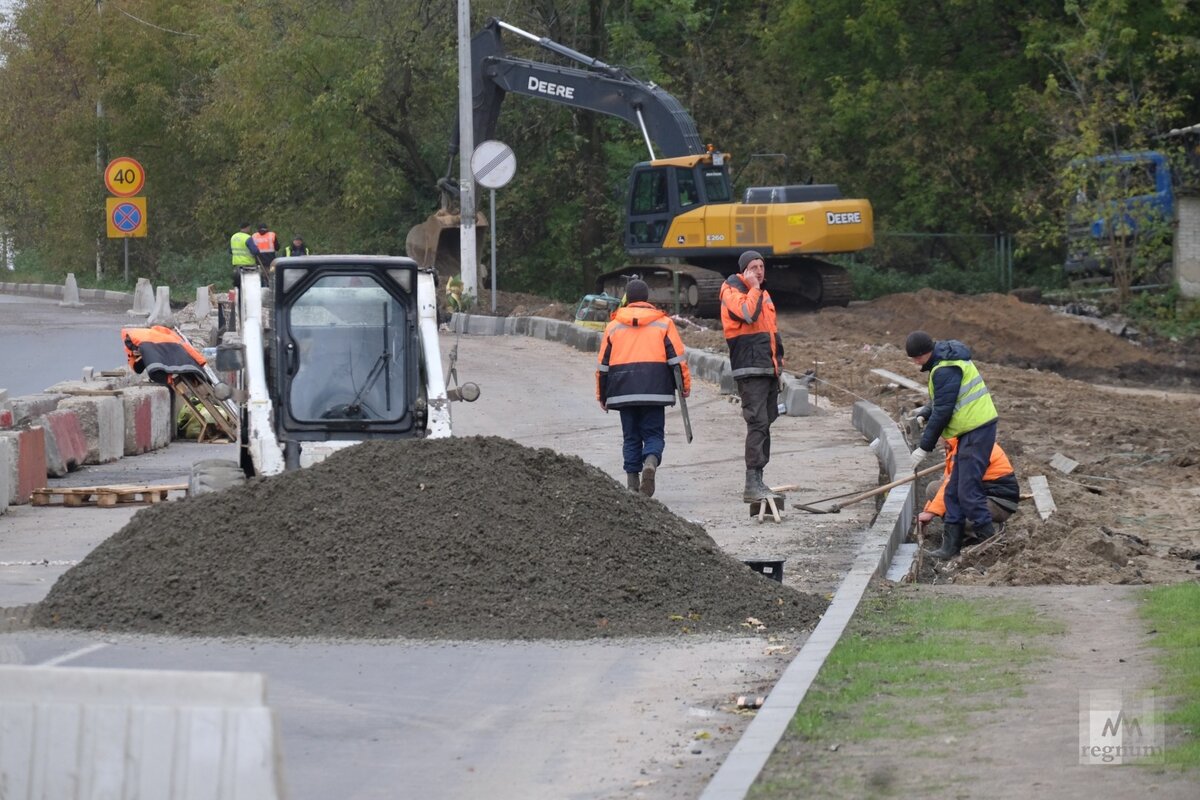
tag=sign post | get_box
[104,158,147,283]
[471,140,517,313]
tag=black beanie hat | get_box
[905,331,934,357]
[625,279,650,303]
[738,250,764,271]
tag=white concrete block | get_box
[129,277,154,315]
[0,666,286,800]
[59,272,83,307]
[147,285,175,326]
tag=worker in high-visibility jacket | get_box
[251,223,279,268]
[721,250,785,503]
[229,222,260,278]
[906,331,1000,559]
[919,436,1019,529]
[283,235,310,257]
[597,279,690,498]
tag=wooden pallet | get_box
[31,483,189,508]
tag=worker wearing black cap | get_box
[720,250,786,502]
[597,278,691,497]
[905,330,999,559]
[251,224,279,269]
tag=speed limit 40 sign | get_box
[104,157,145,197]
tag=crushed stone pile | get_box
[33,436,826,639]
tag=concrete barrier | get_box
[38,409,88,477]
[5,393,68,427]
[0,436,11,515]
[129,277,153,315]
[60,272,83,307]
[0,665,287,800]
[147,285,174,326]
[59,395,124,464]
[0,427,47,505]
[121,384,172,455]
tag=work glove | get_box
[911,447,932,462]
[904,405,931,422]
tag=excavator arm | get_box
[464,19,705,162]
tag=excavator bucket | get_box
[405,210,489,281]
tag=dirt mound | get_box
[32,437,824,639]
[775,289,1199,386]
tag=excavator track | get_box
[597,259,852,318]
[761,258,853,309]
[596,263,726,318]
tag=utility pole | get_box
[95,0,105,280]
[457,0,478,299]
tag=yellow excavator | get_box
[407,18,873,316]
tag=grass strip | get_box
[1141,582,1200,768]
[786,589,1061,744]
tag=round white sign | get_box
[471,140,517,189]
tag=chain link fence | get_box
[836,232,1014,300]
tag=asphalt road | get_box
[0,293,134,396]
[0,293,876,799]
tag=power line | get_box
[112,4,199,37]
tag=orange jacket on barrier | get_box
[597,302,690,408]
[925,438,1016,518]
[719,274,783,379]
[122,326,207,385]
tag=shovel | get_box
[774,463,943,513]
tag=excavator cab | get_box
[625,153,733,250]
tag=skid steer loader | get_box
[196,256,478,491]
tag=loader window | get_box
[285,276,411,424]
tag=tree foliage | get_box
[0,0,1197,298]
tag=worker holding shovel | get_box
[597,279,691,498]
[905,331,1000,559]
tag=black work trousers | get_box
[737,376,779,469]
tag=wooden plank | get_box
[1028,475,1056,521]
[1049,452,1079,474]
[870,368,927,394]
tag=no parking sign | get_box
[106,197,147,238]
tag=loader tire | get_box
[189,458,246,496]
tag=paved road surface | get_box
[0,296,877,799]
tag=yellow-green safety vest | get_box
[230,231,256,266]
[929,358,997,438]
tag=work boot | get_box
[973,521,997,541]
[929,522,964,560]
[755,468,784,500]
[640,455,658,498]
[743,469,769,503]
[626,473,640,492]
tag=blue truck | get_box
[1063,150,1176,283]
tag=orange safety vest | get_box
[719,274,782,379]
[924,438,1015,518]
[596,302,690,408]
[252,231,278,252]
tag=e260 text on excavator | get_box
[406,18,874,316]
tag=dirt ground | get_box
[488,287,1200,587]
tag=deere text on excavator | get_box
[406,18,874,316]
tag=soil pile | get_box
[32,437,824,639]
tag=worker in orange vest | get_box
[918,434,1020,534]
[597,279,691,497]
[251,223,279,268]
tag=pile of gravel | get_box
[33,437,826,639]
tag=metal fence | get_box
[841,231,1014,296]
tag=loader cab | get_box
[271,257,424,441]
[625,153,733,249]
